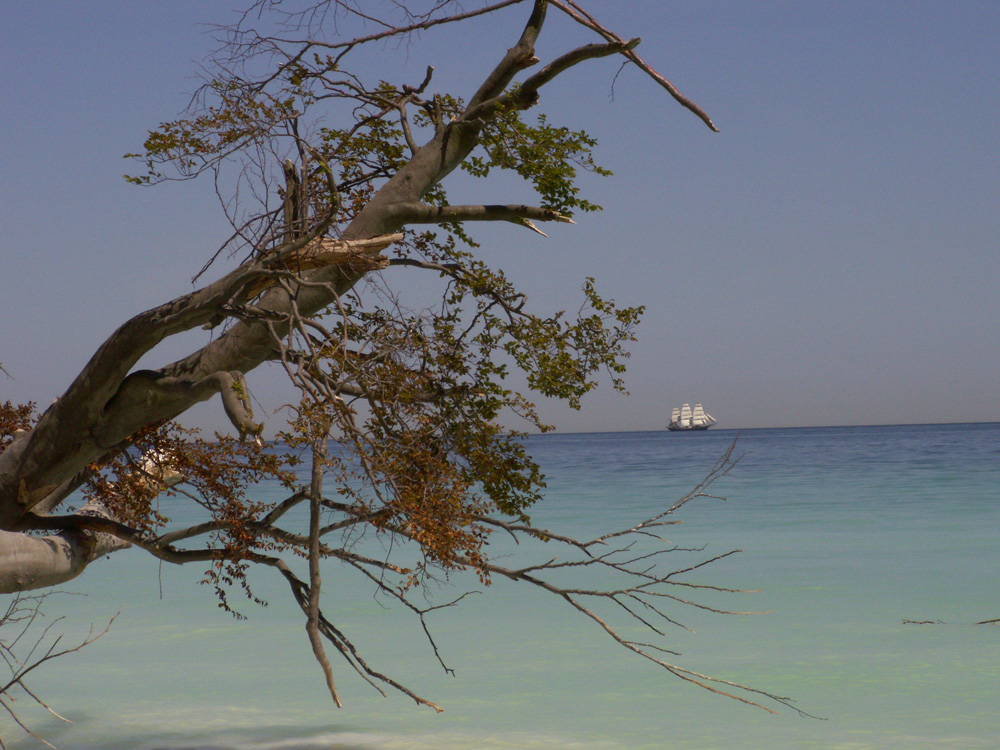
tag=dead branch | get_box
[0,593,117,748]
[549,0,719,131]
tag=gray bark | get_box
[0,2,551,532]
[0,0,711,594]
[0,501,129,592]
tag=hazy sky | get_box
[2,1,998,434]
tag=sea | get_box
[6,423,1000,749]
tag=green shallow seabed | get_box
[8,425,1000,749]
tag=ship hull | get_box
[667,423,715,431]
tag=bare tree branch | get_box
[549,0,719,131]
[1,593,117,747]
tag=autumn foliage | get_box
[1,2,798,731]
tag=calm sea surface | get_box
[8,423,1000,749]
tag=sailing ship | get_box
[667,403,717,431]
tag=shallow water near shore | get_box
[8,423,1000,749]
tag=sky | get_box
[1,1,998,434]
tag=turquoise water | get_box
[7,423,1000,748]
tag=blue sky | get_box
[2,1,998,433]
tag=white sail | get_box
[679,403,693,428]
[691,403,716,427]
[670,407,680,424]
